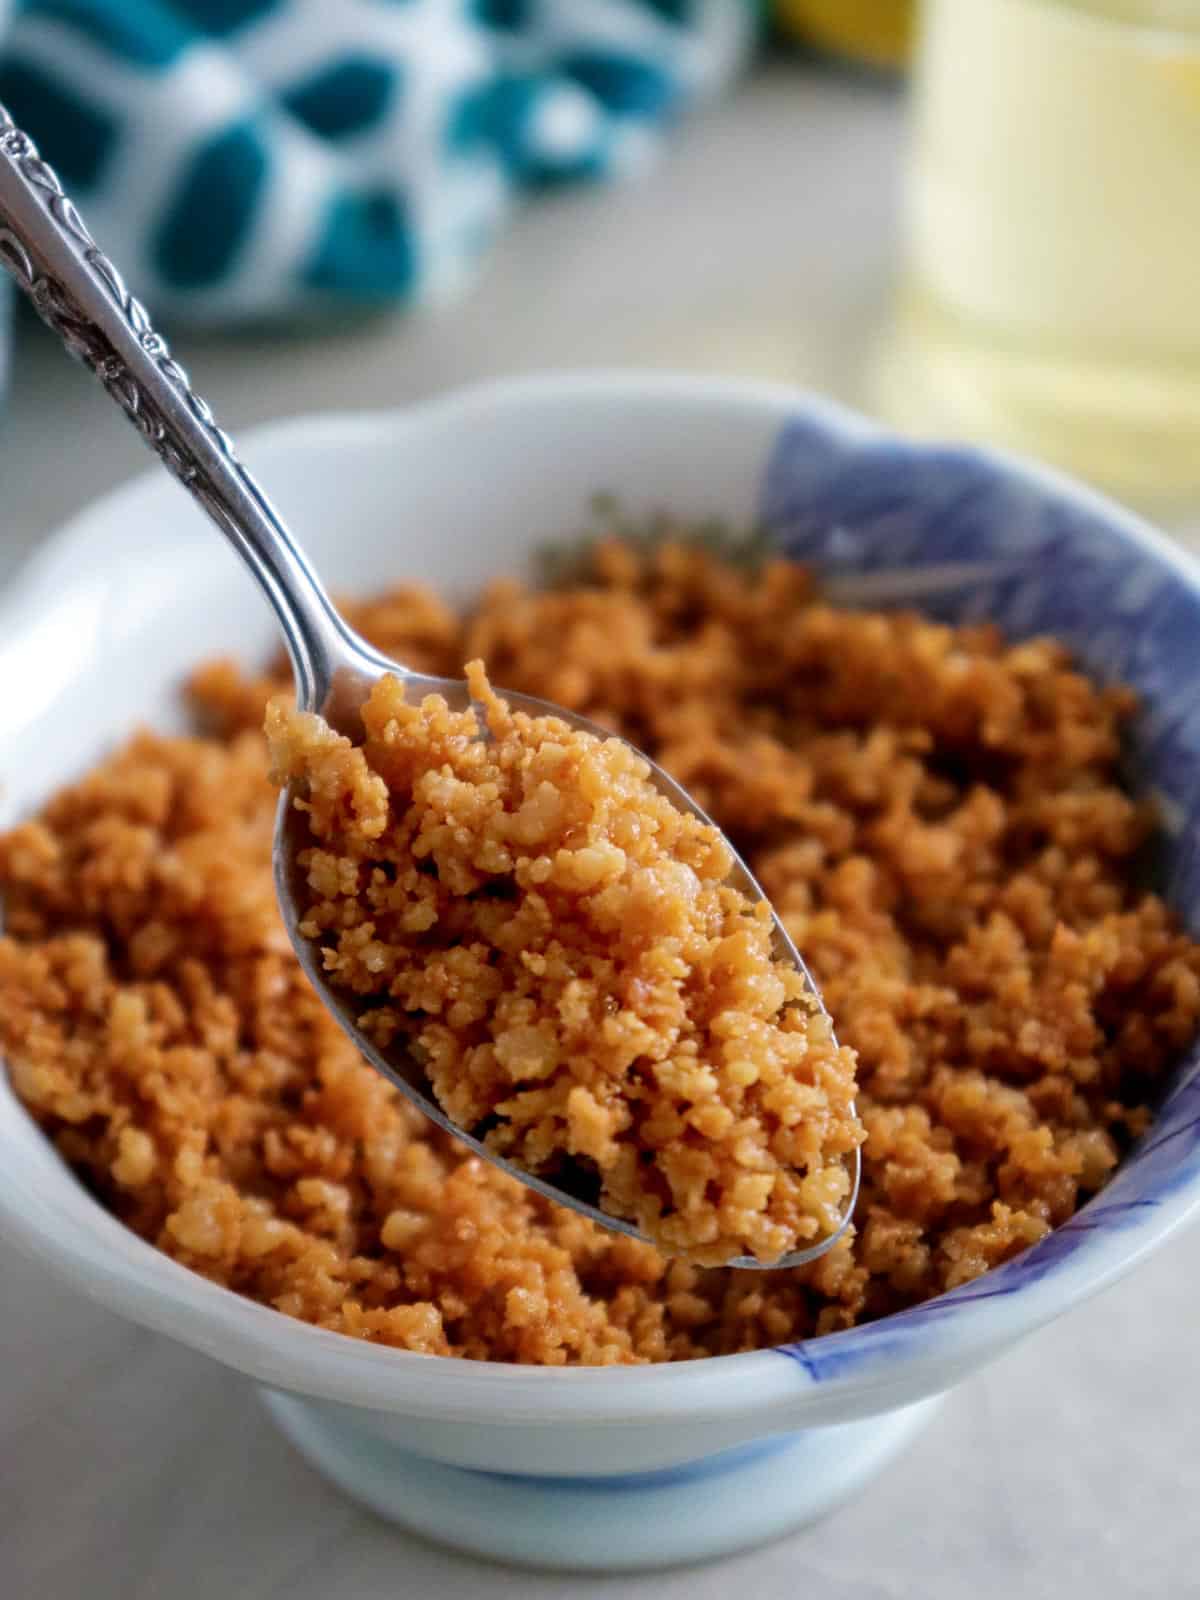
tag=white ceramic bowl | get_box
[2,375,1199,1573]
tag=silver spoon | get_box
[0,107,859,1269]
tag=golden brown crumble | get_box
[3,538,1198,1364]
[265,662,859,1266]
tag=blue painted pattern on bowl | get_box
[758,414,1200,1383]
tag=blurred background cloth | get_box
[0,0,910,330]
[0,0,763,325]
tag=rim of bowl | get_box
[2,370,1199,1427]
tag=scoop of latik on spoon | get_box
[0,105,860,1269]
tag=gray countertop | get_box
[2,64,1198,1600]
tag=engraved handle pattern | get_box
[0,110,235,493]
[0,102,351,710]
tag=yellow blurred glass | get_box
[774,0,914,68]
[876,0,1200,507]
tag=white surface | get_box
[1,63,1199,1600]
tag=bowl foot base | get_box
[261,1386,943,1572]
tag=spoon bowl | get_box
[276,648,860,1270]
[0,104,858,1267]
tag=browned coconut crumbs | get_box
[2,537,1199,1365]
[265,662,860,1267]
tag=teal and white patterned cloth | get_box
[0,0,758,326]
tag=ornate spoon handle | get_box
[0,104,346,708]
